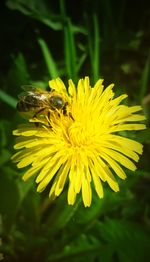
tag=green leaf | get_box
[139,50,150,100]
[17,186,41,232]
[47,233,102,262]
[76,53,87,74]
[63,19,77,80]
[0,168,21,230]
[73,188,131,227]
[38,38,59,78]
[6,0,63,30]
[97,218,150,262]
[0,121,10,147]
[7,53,30,91]
[60,0,77,80]
[0,90,17,108]
[92,15,101,82]
[135,128,150,143]
[42,192,81,236]
[0,149,11,166]
[87,14,101,83]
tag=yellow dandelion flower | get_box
[11,77,146,207]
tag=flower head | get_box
[12,77,146,207]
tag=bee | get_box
[17,86,68,118]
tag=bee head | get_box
[49,95,65,110]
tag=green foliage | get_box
[139,50,150,101]
[38,37,59,78]
[0,90,17,108]
[95,218,150,262]
[6,0,63,30]
[86,14,101,82]
[0,0,150,261]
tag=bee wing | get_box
[21,85,50,92]
[21,85,41,92]
[18,85,45,99]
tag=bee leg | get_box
[62,107,67,115]
[62,102,68,116]
[69,112,74,121]
[62,103,74,120]
[33,108,45,118]
[32,108,45,127]
[47,110,50,120]
[47,111,52,128]
[35,122,39,127]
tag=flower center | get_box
[68,121,90,146]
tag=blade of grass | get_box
[60,0,77,81]
[87,14,101,83]
[93,14,100,82]
[139,50,150,100]
[38,37,59,78]
[76,53,87,74]
[64,19,77,80]
[0,90,17,108]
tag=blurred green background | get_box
[0,0,150,261]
